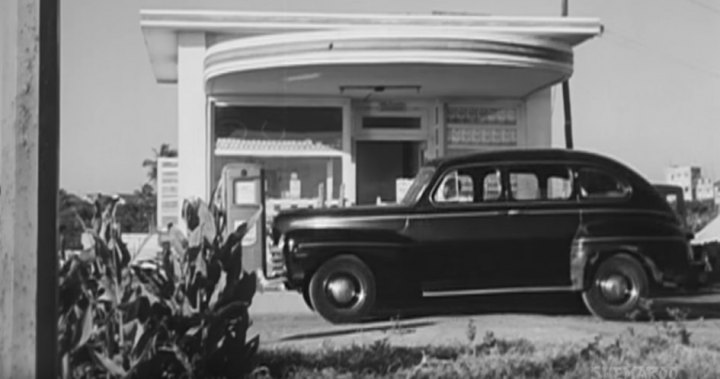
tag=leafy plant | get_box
[465,319,477,347]
[58,189,95,251]
[255,327,720,379]
[58,194,258,378]
[657,307,692,346]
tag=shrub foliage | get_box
[255,314,720,379]
[58,195,258,378]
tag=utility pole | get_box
[562,0,574,149]
[0,0,60,377]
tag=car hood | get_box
[271,204,413,234]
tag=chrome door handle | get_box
[507,209,521,216]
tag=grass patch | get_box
[251,317,720,379]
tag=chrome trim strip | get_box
[422,285,576,297]
[298,241,404,249]
[290,207,673,226]
[416,207,669,219]
[574,236,687,243]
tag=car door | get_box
[501,163,580,287]
[405,163,520,294]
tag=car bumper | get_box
[674,245,714,289]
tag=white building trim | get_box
[141,10,602,83]
[177,32,209,209]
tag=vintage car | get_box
[264,149,708,323]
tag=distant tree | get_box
[58,189,94,250]
[686,200,719,233]
[58,144,177,245]
[115,184,156,233]
[142,143,178,186]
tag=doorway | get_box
[356,141,422,205]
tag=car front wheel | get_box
[302,286,314,311]
[308,255,376,324]
[582,254,649,320]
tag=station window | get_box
[213,105,344,209]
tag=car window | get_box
[508,165,574,202]
[577,167,631,199]
[433,166,502,204]
[434,169,474,203]
[510,173,539,200]
[547,176,574,200]
[482,170,502,201]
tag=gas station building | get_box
[140,10,603,219]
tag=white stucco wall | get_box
[525,88,553,148]
[0,0,40,376]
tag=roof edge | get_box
[140,9,602,84]
[140,9,603,44]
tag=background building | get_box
[666,165,716,202]
[666,166,702,201]
[697,177,716,202]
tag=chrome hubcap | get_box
[325,275,360,307]
[598,274,634,303]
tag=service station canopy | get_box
[140,10,603,99]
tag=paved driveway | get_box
[249,290,720,351]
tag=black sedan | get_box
[265,149,708,323]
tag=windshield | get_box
[400,166,436,205]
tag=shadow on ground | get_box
[653,290,720,319]
[373,289,720,322]
[376,292,588,320]
[263,289,720,346]
[278,320,436,342]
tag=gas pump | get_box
[215,163,266,273]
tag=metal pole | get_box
[561,0,574,149]
[38,0,61,377]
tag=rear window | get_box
[577,167,631,200]
[509,172,539,200]
[507,164,574,202]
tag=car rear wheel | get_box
[308,255,376,324]
[582,254,649,320]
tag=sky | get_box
[60,0,720,194]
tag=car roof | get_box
[427,148,629,172]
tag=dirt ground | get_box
[248,289,720,351]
